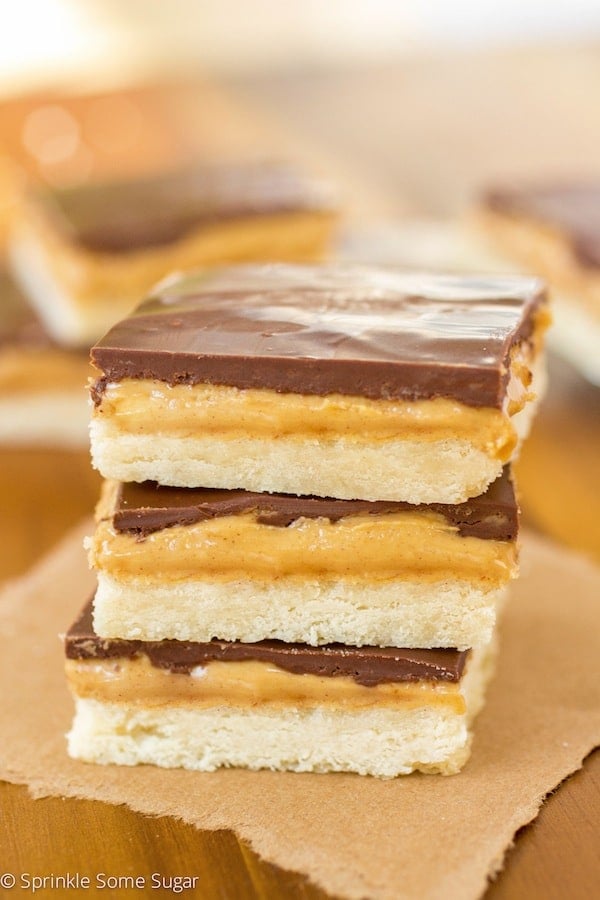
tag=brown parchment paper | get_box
[0,521,599,900]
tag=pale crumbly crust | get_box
[92,573,508,650]
[90,426,501,503]
[67,701,471,776]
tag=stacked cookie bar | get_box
[65,264,549,776]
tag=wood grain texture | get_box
[2,753,598,900]
[0,781,325,899]
[2,47,600,898]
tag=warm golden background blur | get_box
[1,3,599,898]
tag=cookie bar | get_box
[88,468,518,650]
[9,163,337,346]
[90,265,549,503]
[477,183,600,383]
[0,275,89,445]
[65,601,494,777]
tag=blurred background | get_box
[4,0,600,213]
[1,0,599,576]
[4,0,600,87]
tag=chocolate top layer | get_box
[111,465,517,540]
[91,264,545,408]
[65,602,468,686]
[36,162,336,254]
[484,183,600,269]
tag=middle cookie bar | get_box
[88,467,518,650]
[90,264,549,504]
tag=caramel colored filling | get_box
[65,656,466,713]
[24,206,335,307]
[0,347,90,393]
[95,380,521,459]
[90,501,516,586]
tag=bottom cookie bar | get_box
[65,603,495,777]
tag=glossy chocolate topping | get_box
[66,602,469,686]
[485,183,600,269]
[111,465,518,540]
[91,265,545,408]
[38,162,336,254]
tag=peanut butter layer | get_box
[65,656,466,713]
[90,487,517,586]
[94,380,520,459]
[90,265,547,409]
[65,601,469,689]
[109,465,518,539]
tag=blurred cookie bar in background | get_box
[476,183,600,385]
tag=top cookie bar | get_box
[9,163,337,346]
[90,264,548,503]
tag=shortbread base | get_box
[91,429,517,504]
[93,574,507,650]
[67,702,470,777]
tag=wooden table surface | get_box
[2,48,600,898]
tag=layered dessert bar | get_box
[88,468,518,650]
[90,265,549,504]
[0,275,89,445]
[9,163,337,345]
[65,601,494,777]
[476,183,600,383]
